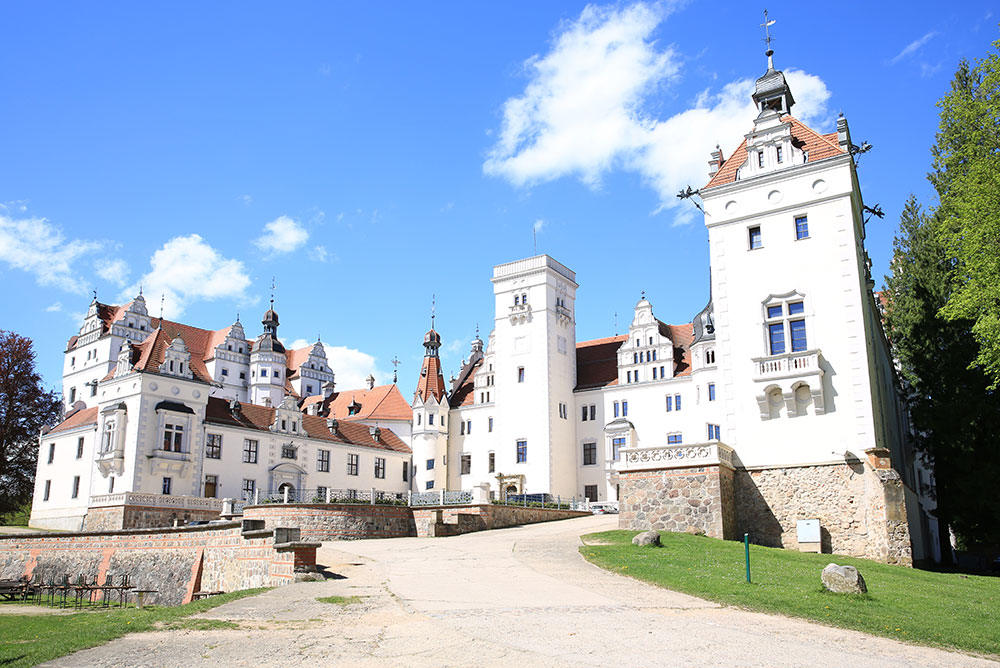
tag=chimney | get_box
[322,378,336,399]
[263,397,272,407]
[366,374,375,390]
[306,403,320,416]
[229,398,242,417]
[326,418,339,434]
[836,113,851,153]
[370,425,381,442]
[708,144,725,177]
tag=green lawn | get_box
[581,530,1000,657]
[0,588,270,668]
[315,595,362,606]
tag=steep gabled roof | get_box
[301,384,411,421]
[704,116,846,190]
[575,335,627,390]
[101,318,216,384]
[415,355,447,403]
[46,406,99,435]
[449,358,483,408]
[203,397,410,453]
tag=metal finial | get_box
[614,311,618,336]
[390,355,401,384]
[761,9,776,68]
[641,290,646,300]
[159,294,165,321]
[92,289,97,301]
[138,285,143,297]
[431,294,436,329]
[270,276,275,310]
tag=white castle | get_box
[30,48,937,565]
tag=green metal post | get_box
[744,533,751,584]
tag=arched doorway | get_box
[277,482,295,501]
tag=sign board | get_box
[796,519,821,544]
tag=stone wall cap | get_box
[241,529,275,538]
[0,520,242,542]
[274,541,322,550]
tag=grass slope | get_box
[581,530,1000,657]
[0,588,270,668]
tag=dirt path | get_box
[40,515,998,667]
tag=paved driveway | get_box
[44,515,996,667]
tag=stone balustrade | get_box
[751,349,823,382]
[89,491,224,511]
[617,441,735,472]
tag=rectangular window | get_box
[403,463,409,482]
[281,444,296,460]
[583,442,596,466]
[429,413,434,426]
[48,443,55,464]
[757,150,765,167]
[776,146,784,163]
[43,480,51,501]
[626,370,632,383]
[767,304,783,318]
[221,368,228,377]
[206,433,222,459]
[768,323,786,355]
[652,367,657,380]
[426,458,435,470]
[204,475,218,498]
[666,395,673,412]
[516,440,527,463]
[347,453,359,476]
[242,439,258,464]
[317,449,330,472]
[795,215,809,239]
[489,416,493,432]
[71,476,81,498]
[589,405,596,420]
[242,479,255,500]
[584,485,598,502]
[375,457,386,479]
[161,477,171,495]
[613,401,619,418]
[162,423,184,452]
[788,301,805,316]
[69,387,76,403]
[708,383,716,401]
[708,424,721,440]
[488,452,495,473]
[667,433,682,444]
[108,476,114,493]
[612,437,625,461]
[622,401,628,417]
[76,437,84,459]
[426,481,434,490]
[582,406,588,421]
[675,394,682,411]
[517,367,525,383]
[660,365,665,378]
[460,454,471,475]
[460,421,465,435]
[316,485,327,500]
[749,226,762,249]
[90,382,97,397]
[790,319,807,352]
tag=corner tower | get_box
[249,301,287,407]
[411,317,449,492]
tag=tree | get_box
[932,40,1000,388]
[0,331,62,516]
[884,198,1000,550]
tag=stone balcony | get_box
[751,349,824,383]
[616,441,735,472]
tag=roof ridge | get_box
[783,115,843,153]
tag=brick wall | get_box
[83,505,221,532]
[411,504,590,537]
[0,523,316,606]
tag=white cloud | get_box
[253,215,309,254]
[125,234,252,318]
[890,32,937,65]
[239,194,253,206]
[533,218,546,234]
[0,214,101,293]
[46,302,62,312]
[309,246,329,262]
[483,3,832,222]
[96,258,130,287]
[285,338,386,391]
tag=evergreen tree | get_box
[0,331,62,516]
[932,40,1000,388]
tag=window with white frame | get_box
[375,457,386,479]
[162,423,184,452]
[347,453,359,476]
[611,437,625,461]
[242,479,256,500]
[583,442,596,466]
[243,439,258,464]
[460,454,471,475]
[161,477,172,495]
[764,297,808,355]
[708,424,721,440]
[206,433,222,459]
[667,433,682,444]
[317,449,330,472]
[72,476,81,498]
[795,214,809,240]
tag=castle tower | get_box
[249,302,287,407]
[489,255,578,497]
[411,318,449,492]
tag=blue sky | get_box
[1,1,996,393]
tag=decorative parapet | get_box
[89,491,224,511]
[752,349,823,382]
[618,441,735,472]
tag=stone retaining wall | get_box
[618,465,734,539]
[244,503,589,540]
[0,523,317,606]
[83,505,221,532]
[242,504,415,540]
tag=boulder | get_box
[821,563,867,594]
[632,530,661,547]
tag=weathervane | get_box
[431,294,436,329]
[159,294,165,321]
[390,355,401,384]
[269,276,276,310]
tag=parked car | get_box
[590,501,619,515]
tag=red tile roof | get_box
[704,116,846,190]
[575,335,627,390]
[667,323,694,378]
[203,397,410,453]
[46,406,99,435]
[301,384,412,421]
[449,358,483,408]
[415,355,447,403]
[284,345,314,380]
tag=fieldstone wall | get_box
[618,465,733,539]
[0,523,316,606]
[734,462,912,565]
[83,505,221,532]
[242,504,416,540]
